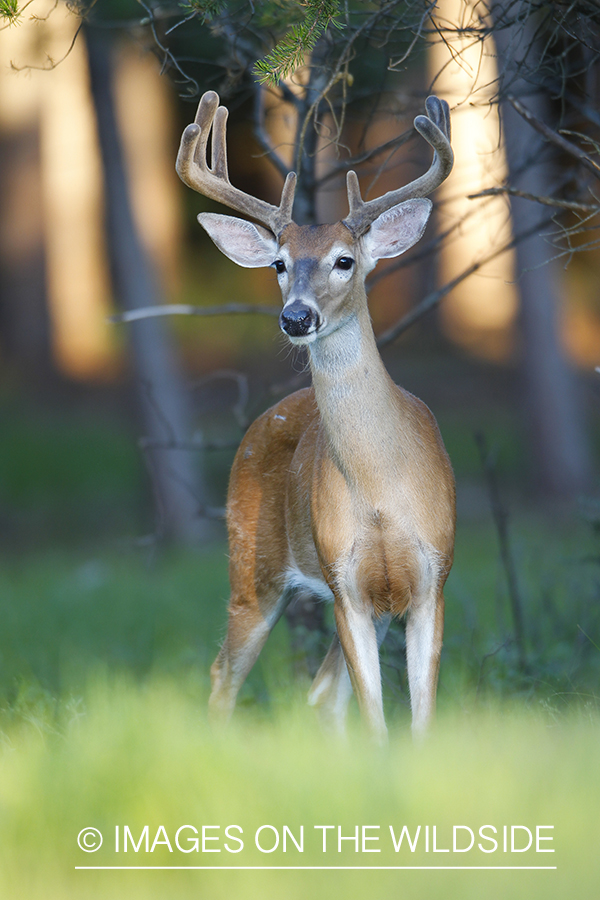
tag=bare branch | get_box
[315,125,415,188]
[136,0,199,95]
[294,0,407,175]
[508,94,600,182]
[270,215,554,398]
[367,193,503,291]
[468,185,599,213]
[475,431,527,672]
[191,368,251,430]
[388,1,436,70]
[109,303,280,325]
[10,14,84,71]
[376,217,555,349]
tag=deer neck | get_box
[307,291,404,488]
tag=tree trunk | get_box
[85,26,212,543]
[493,16,592,497]
[292,40,331,226]
[0,126,52,379]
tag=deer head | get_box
[176,91,453,344]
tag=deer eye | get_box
[274,260,286,274]
[335,256,354,271]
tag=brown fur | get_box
[206,209,455,741]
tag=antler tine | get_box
[343,96,453,237]
[194,89,219,170]
[211,105,229,180]
[424,95,451,141]
[176,90,296,235]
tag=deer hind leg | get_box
[209,586,290,724]
[405,582,444,737]
[308,613,391,735]
[329,595,389,742]
[307,633,352,733]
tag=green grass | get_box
[0,406,145,543]
[0,678,598,899]
[0,545,296,715]
[1,509,598,721]
[446,513,600,703]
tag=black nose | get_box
[279,303,319,337]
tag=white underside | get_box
[284,567,334,604]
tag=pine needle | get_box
[255,0,341,86]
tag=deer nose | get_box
[279,302,320,337]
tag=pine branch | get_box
[0,0,20,25]
[254,0,341,86]
[178,0,227,23]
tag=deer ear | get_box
[364,198,432,261]
[198,212,278,268]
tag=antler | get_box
[343,96,453,237]
[176,91,297,236]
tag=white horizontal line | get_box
[75,866,558,871]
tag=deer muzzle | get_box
[279,301,321,339]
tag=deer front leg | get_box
[405,585,444,736]
[333,595,388,742]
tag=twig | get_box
[191,369,251,430]
[294,0,405,174]
[376,216,554,349]
[135,0,199,95]
[475,431,527,672]
[388,0,436,70]
[315,128,415,187]
[577,625,600,654]
[109,303,280,324]
[10,15,84,71]
[271,214,555,397]
[468,186,599,214]
[507,95,600,183]
[476,638,512,696]
[367,193,502,292]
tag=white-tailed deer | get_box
[177,91,455,740]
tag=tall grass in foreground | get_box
[0,514,597,900]
[0,677,598,900]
